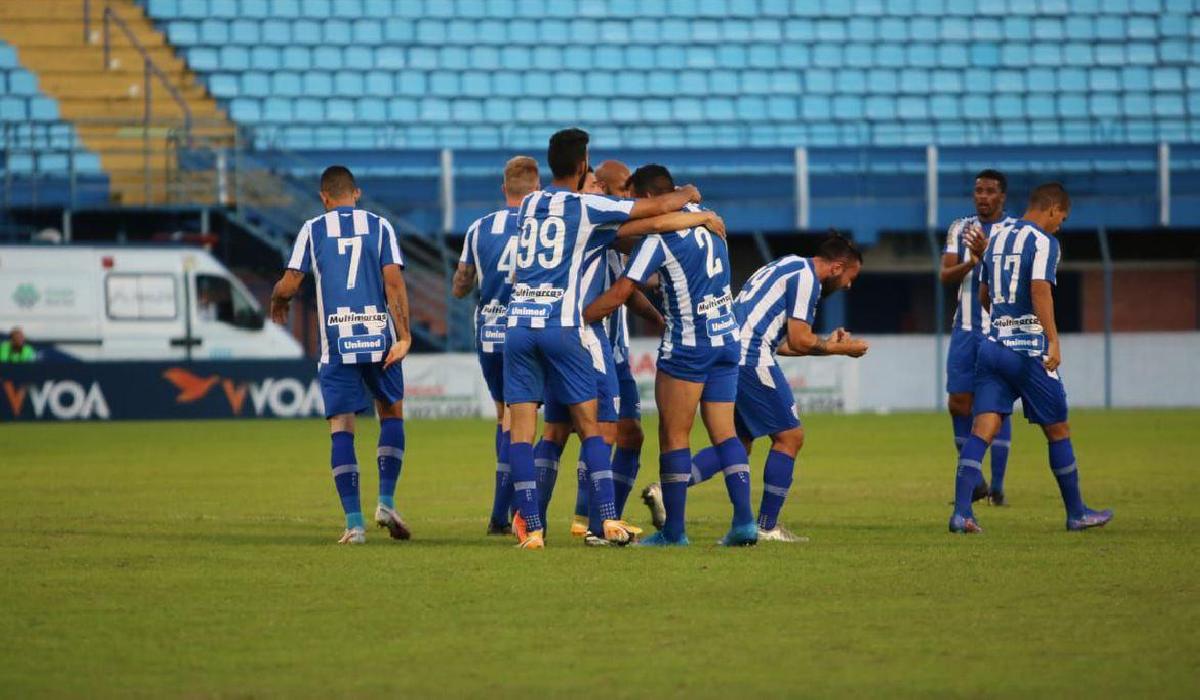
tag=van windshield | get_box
[195,275,263,330]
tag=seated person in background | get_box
[0,326,36,363]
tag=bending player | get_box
[270,166,411,545]
[650,234,868,542]
[950,183,1112,533]
[452,156,539,535]
[941,170,1018,505]
[586,164,755,547]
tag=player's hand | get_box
[842,339,869,358]
[1043,339,1061,372]
[269,297,290,325]
[703,212,727,239]
[828,327,850,343]
[678,184,701,203]
[966,223,987,260]
[383,338,411,369]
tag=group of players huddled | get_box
[270,127,1112,547]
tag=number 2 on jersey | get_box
[694,227,724,278]
[336,237,362,290]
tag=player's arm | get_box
[940,223,985,284]
[269,269,304,324]
[978,281,992,313]
[616,209,724,239]
[785,319,868,357]
[383,264,411,368]
[626,185,701,219]
[625,287,664,331]
[1032,280,1061,371]
[584,277,637,324]
[451,263,476,298]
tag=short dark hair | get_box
[547,128,589,180]
[628,164,675,197]
[975,169,1007,193]
[320,165,357,197]
[1028,182,1071,211]
[816,231,863,265]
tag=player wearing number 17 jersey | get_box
[270,166,412,545]
[950,182,1112,534]
[504,128,713,549]
[452,156,540,536]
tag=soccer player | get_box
[942,170,1019,505]
[270,166,411,545]
[452,155,540,535]
[505,128,713,548]
[653,234,868,542]
[586,164,755,547]
[950,183,1113,533]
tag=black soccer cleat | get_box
[486,520,512,536]
[989,490,1007,507]
[971,480,991,503]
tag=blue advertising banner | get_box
[0,361,325,421]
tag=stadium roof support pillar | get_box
[794,146,809,230]
[440,148,455,234]
[925,144,938,231]
[1158,142,1170,227]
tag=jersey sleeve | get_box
[459,219,480,265]
[581,193,635,228]
[286,221,312,273]
[1031,234,1059,285]
[787,266,820,324]
[623,237,666,285]
[380,218,404,268]
[943,219,964,255]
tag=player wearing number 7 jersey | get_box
[504,128,716,549]
[271,166,413,545]
[950,182,1112,534]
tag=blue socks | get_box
[533,438,563,518]
[954,435,988,518]
[574,458,589,518]
[715,438,755,527]
[376,418,404,510]
[757,449,795,531]
[582,435,617,534]
[688,446,722,485]
[330,431,363,530]
[659,448,691,541]
[951,414,972,453]
[612,446,640,516]
[991,414,1012,495]
[508,441,543,532]
[490,428,513,526]
[1048,437,1085,518]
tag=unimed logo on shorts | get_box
[162,368,323,417]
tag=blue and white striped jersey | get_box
[733,255,820,368]
[944,214,1018,334]
[579,247,631,362]
[979,219,1061,357]
[460,206,520,353]
[508,185,635,328]
[623,205,737,359]
[287,206,403,365]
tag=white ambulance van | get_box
[0,245,302,360]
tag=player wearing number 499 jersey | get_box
[950,182,1112,534]
[271,166,412,546]
[452,156,540,536]
[503,128,715,549]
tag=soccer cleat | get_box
[374,503,411,540]
[1067,508,1113,531]
[636,531,690,547]
[486,520,512,536]
[719,522,759,546]
[971,480,990,503]
[989,490,1007,507]
[948,514,983,534]
[641,482,666,531]
[515,529,545,549]
[337,527,366,544]
[583,531,611,547]
[570,515,588,538]
[757,525,810,543]
[603,519,643,545]
[512,511,529,542]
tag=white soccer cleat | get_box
[374,504,412,540]
[641,482,666,531]
[337,527,366,544]
[756,525,810,543]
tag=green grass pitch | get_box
[1,410,1197,697]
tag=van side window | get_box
[106,274,177,320]
[195,275,263,330]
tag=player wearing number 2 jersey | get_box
[270,166,412,546]
[452,156,540,536]
[950,182,1112,534]
[503,128,715,549]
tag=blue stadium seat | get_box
[805,69,834,94]
[29,97,58,121]
[929,94,958,119]
[833,95,864,120]
[229,97,260,122]
[900,69,930,94]
[261,19,291,45]
[994,70,1024,93]
[326,98,356,122]
[1089,93,1120,118]
[332,0,364,18]
[8,70,36,95]
[767,95,798,120]
[740,71,770,94]
[388,97,418,121]
[231,19,261,44]
[553,71,585,97]
[218,46,250,71]
[147,0,179,17]
[1058,94,1088,118]
[200,18,229,44]
[365,71,393,96]
[678,70,707,93]
[241,72,271,97]
[271,72,302,97]
[547,99,577,123]
[0,45,16,69]
[271,0,301,17]
[1122,92,1152,117]
[802,95,831,120]
[250,47,280,70]
[514,98,546,122]
[188,48,219,71]
[705,97,734,121]
[262,97,292,121]
[430,72,459,97]
[866,95,895,120]
[301,0,333,18]
[736,96,766,120]
[1090,68,1120,91]
[241,0,271,18]
[358,97,386,122]
[168,21,198,46]
[376,47,404,69]
[454,99,484,123]
[333,71,365,97]
[1153,93,1184,117]
[302,71,332,95]
[208,73,238,98]
[344,46,373,69]
[282,46,311,70]
[672,97,703,121]
[844,44,872,68]
[291,20,320,44]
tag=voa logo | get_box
[242,377,324,417]
[3,380,111,420]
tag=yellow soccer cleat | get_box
[512,511,529,542]
[570,515,588,538]
[602,519,643,545]
[516,529,545,550]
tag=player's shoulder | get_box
[777,254,809,272]
[948,215,975,233]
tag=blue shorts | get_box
[946,329,983,395]
[318,361,405,419]
[973,338,1068,426]
[614,359,641,420]
[656,342,740,403]
[733,363,802,440]
[545,324,618,423]
[504,324,597,407]
[476,350,504,404]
